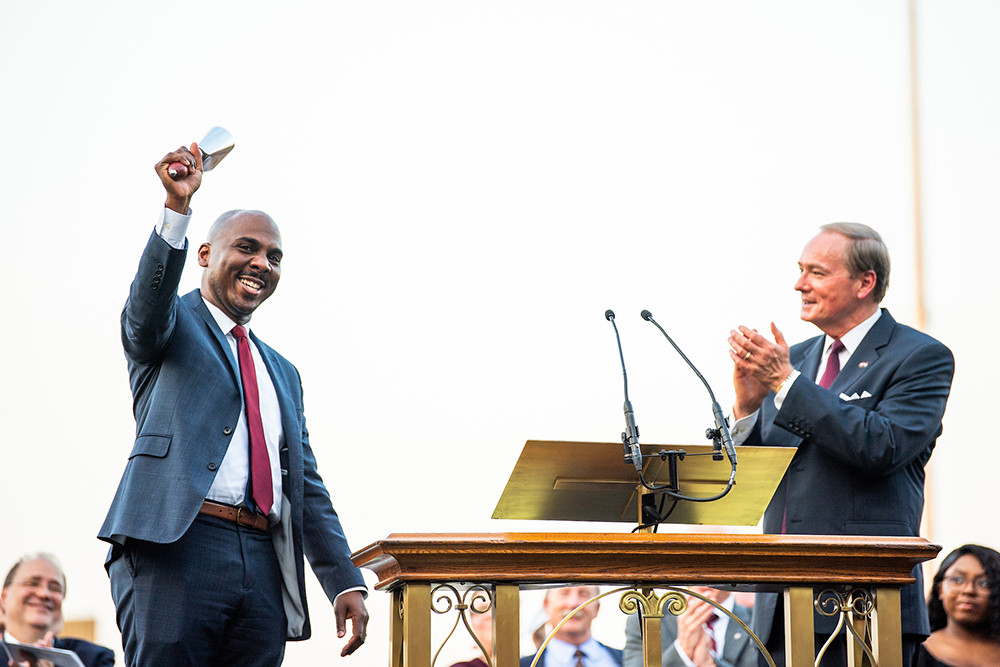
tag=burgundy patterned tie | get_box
[232,325,273,515]
[706,612,719,654]
[818,339,845,389]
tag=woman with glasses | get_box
[917,544,1000,667]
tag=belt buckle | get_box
[236,506,247,528]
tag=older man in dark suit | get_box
[726,223,954,666]
[1,554,115,667]
[99,144,368,667]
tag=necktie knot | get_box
[573,649,586,667]
[232,324,247,339]
[819,339,845,389]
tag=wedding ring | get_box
[745,351,752,360]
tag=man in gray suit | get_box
[623,588,756,667]
[99,143,368,667]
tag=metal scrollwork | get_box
[620,587,777,667]
[429,585,494,667]
[618,588,688,619]
[814,588,877,667]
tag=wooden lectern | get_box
[352,440,940,667]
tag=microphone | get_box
[605,310,643,473]
[641,309,738,468]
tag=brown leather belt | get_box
[199,500,270,532]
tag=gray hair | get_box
[820,222,891,303]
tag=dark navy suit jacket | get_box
[746,310,954,643]
[54,637,115,667]
[99,231,364,640]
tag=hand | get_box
[155,142,203,214]
[334,590,368,657]
[729,322,795,400]
[675,596,716,663]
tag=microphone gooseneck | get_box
[641,309,738,472]
[605,310,643,473]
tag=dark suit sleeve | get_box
[776,337,954,476]
[121,230,187,367]
[54,638,115,667]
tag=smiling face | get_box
[939,554,991,629]
[0,557,65,642]
[543,585,600,646]
[198,211,283,324]
[794,231,878,338]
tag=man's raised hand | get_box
[156,142,203,214]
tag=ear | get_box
[0,587,7,614]
[856,270,877,300]
[198,243,211,268]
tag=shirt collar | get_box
[202,295,245,337]
[547,637,600,660]
[825,308,881,357]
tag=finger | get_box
[190,142,204,171]
[728,332,752,358]
[771,321,787,348]
[340,616,368,657]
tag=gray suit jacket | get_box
[745,309,953,643]
[99,231,365,640]
[623,602,756,667]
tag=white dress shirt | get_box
[543,637,619,667]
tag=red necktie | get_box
[232,325,273,515]
[818,339,845,389]
[706,612,719,654]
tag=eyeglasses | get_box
[942,574,990,594]
[11,578,64,598]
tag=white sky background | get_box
[1,1,999,665]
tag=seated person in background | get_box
[917,544,1000,667]
[623,586,756,667]
[448,603,493,667]
[522,586,622,667]
[1,554,115,667]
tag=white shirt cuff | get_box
[729,410,758,444]
[773,369,801,411]
[156,206,191,249]
[334,585,368,603]
[671,639,698,667]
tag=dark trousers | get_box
[110,514,287,667]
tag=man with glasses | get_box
[0,554,115,667]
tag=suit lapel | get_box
[829,309,895,393]
[795,336,825,380]
[185,290,241,384]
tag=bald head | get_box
[207,209,280,244]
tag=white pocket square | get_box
[839,391,872,401]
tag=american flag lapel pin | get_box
[858,361,869,368]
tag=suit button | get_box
[207,462,217,471]
[151,285,158,290]
[223,426,233,435]
[157,263,164,269]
